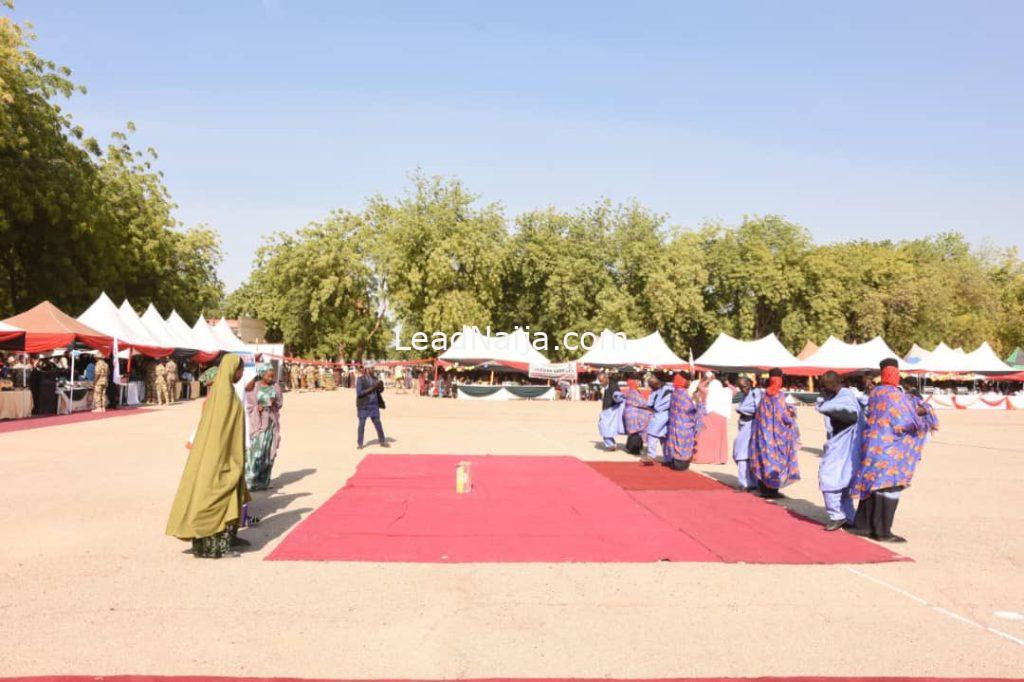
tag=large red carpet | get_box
[268,455,906,564]
[269,455,717,563]
[0,407,150,434]
[2,671,1007,675]
[587,461,731,490]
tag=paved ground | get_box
[1,389,1022,678]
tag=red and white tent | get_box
[1,301,112,354]
[0,320,24,345]
[78,293,173,358]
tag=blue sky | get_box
[17,1,1024,289]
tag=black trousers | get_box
[853,486,903,538]
[357,415,385,446]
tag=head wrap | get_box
[881,365,901,386]
[673,374,689,389]
[257,362,274,375]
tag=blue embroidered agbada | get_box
[816,387,862,493]
[732,387,762,463]
[850,385,934,499]
[749,388,801,489]
[645,385,673,440]
[664,383,704,462]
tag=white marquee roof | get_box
[439,326,550,367]
[191,315,226,353]
[211,318,249,352]
[576,329,686,368]
[802,336,907,372]
[694,333,807,373]
[79,293,173,356]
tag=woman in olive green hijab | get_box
[166,353,250,558]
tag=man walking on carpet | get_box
[356,362,390,449]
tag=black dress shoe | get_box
[824,520,846,532]
[874,534,907,543]
[671,459,691,471]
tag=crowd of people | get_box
[597,359,939,542]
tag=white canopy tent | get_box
[963,342,1016,374]
[576,329,687,369]
[911,342,970,374]
[211,318,250,353]
[162,310,209,355]
[79,293,172,358]
[140,304,186,352]
[903,343,932,366]
[191,316,225,353]
[116,299,174,352]
[801,336,907,373]
[439,326,550,370]
[694,333,809,374]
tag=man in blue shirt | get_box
[356,362,390,449]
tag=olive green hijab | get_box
[166,353,250,540]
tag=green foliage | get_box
[231,178,1023,359]
[222,212,385,359]
[0,3,222,320]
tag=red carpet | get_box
[633,490,908,564]
[2,671,1007,675]
[587,461,731,490]
[269,455,906,564]
[269,455,717,563]
[0,407,150,434]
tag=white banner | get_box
[528,362,578,381]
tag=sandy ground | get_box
[1,388,1022,678]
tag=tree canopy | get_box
[225,172,1023,360]
[0,3,223,322]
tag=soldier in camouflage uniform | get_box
[304,364,317,391]
[145,359,157,404]
[165,358,178,403]
[92,356,109,412]
[155,361,170,405]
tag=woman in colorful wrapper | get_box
[244,362,284,491]
[165,354,250,559]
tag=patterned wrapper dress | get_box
[749,391,801,489]
[622,388,652,435]
[663,387,704,463]
[244,383,283,491]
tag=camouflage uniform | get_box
[145,360,157,404]
[92,358,109,412]
[165,358,178,402]
[155,362,169,405]
[304,365,317,390]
